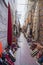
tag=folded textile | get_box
[36,44,43,50]
[0,58,9,65]
[31,49,39,57]
[9,49,14,57]
[5,54,14,65]
[8,52,16,62]
[38,56,43,64]
[36,50,43,59]
[11,44,18,51]
[30,43,37,50]
[0,59,3,65]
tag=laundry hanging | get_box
[7,2,12,46]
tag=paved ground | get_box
[15,33,38,65]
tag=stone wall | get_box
[0,0,8,49]
[38,1,43,44]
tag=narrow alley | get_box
[0,0,43,65]
[15,33,39,65]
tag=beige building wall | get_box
[32,1,39,41]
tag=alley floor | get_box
[15,33,39,65]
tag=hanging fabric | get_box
[0,42,3,58]
[32,1,39,41]
[7,2,12,46]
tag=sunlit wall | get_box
[16,0,34,27]
[5,0,34,27]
